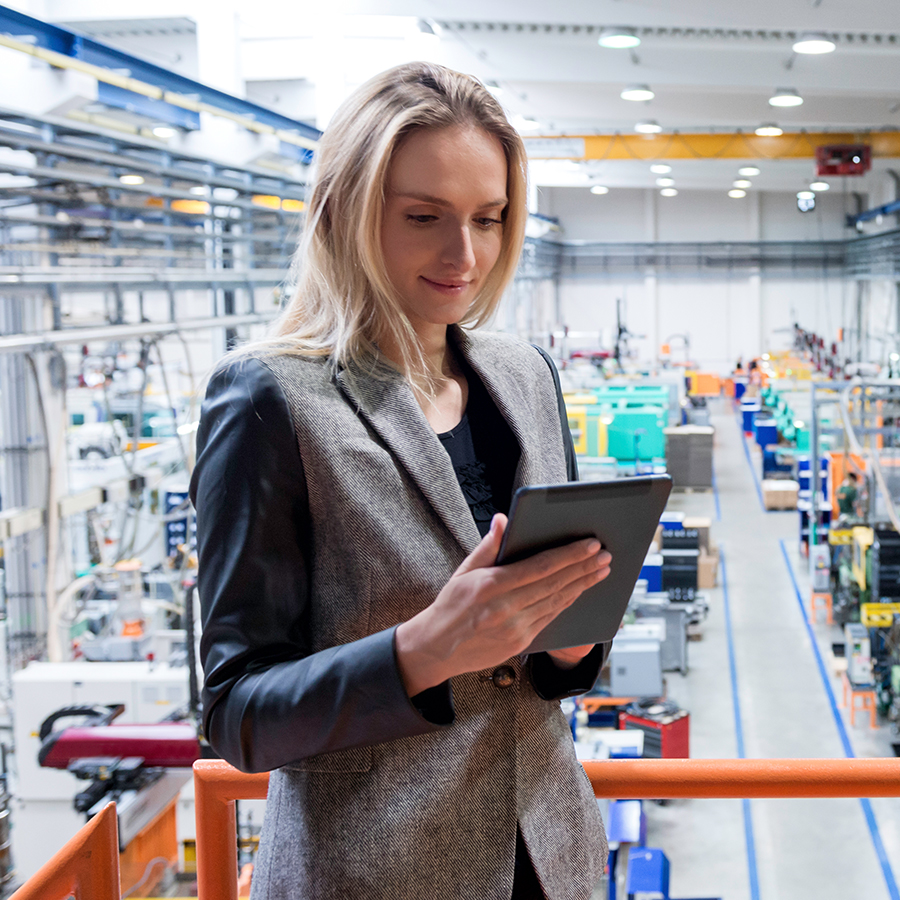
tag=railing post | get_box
[9,802,120,900]
[193,760,270,900]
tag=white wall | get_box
[530,185,894,372]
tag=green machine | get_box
[564,387,668,462]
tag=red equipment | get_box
[816,144,871,177]
[39,723,201,769]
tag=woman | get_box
[190,62,612,900]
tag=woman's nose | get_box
[442,224,476,272]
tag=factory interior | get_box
[1,1,900,898]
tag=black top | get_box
[438,362,519,537]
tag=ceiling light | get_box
[660,188,678,197]
[189,185,208,195]
[656,177,674,187]
[733,179,752,189]
[635,120,662,134]
[151,125,177,139]
[792,33,836,55]
[810,181,830,191]
[797,190,815,200]
[650,164,671,175]
[590,185,609,195]
[755,124,783,136]
[621,84,654,102]
[728,189,747,198]
[485,80,504,97]
[119,174,145,185]
[769,87,803,107]
[598,27,641,49]
[738,166,761,176]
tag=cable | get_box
[121,856,171,899]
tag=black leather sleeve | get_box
[190,358,451,773]
[528,346,611,698]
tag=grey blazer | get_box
[191,327,608,900]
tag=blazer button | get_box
[491,665,517,689]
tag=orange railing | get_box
[9,802,120,900]
[193,757,900,900]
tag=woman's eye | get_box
[407,214,437,224]
[477,218,503,228]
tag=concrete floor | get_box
[607,399,900,900]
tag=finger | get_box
[455,513,507,575]
[506,552,611,611]
[490,537,604,591]
[523,568,607,635]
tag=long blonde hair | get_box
[258,62,528,391]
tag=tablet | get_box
[495,475,673,653]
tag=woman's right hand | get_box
[394,514,612,697]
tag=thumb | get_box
[455,513,507,575]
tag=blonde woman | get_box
[191,62,612,900]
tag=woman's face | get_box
[381,124,508,334]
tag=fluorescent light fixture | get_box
[797,190,815,200]
[119,174,145,185]
[151,125,177,139]
[598,27,640,49]
[590,185,609,195]
[655,177,674,187]
[621,84,654,102]
[738,166,761,177]
[189,185,208,195]
[650,164,671,175]
[769,87,803,107]
[733,179,752,189]
[755,124,783,136]
[635,120,662,134]
[793,33,835,54]
[660,188,678,197]
[810,181,830,191]
[728,189,747,198]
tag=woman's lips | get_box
[420,276,471,295]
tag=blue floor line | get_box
[712,462,722,522]
[779,539,900,900]
[719,550,762,900]
[737,420,767,513]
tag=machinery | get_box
[37,703,201,848]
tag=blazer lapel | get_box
[335,359,482,555]
[453,327,543,493]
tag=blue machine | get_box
[741,398,761,434]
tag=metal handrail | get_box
[192,756,900,900]
[8,802,120,900]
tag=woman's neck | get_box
[381,323,454,379]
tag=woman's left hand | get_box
[546,645,595,669]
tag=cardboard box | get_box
[682,516,711,553]
[762,479,799,511]
[697,549,719,589]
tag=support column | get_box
[0,294,48,666]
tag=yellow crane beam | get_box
[526,131,900,161]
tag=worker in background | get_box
[836,471,860,522]
[191,62,612,900]
[746,358,761,396]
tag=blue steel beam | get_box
[847,199,900,227]
[0,4,321,143]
